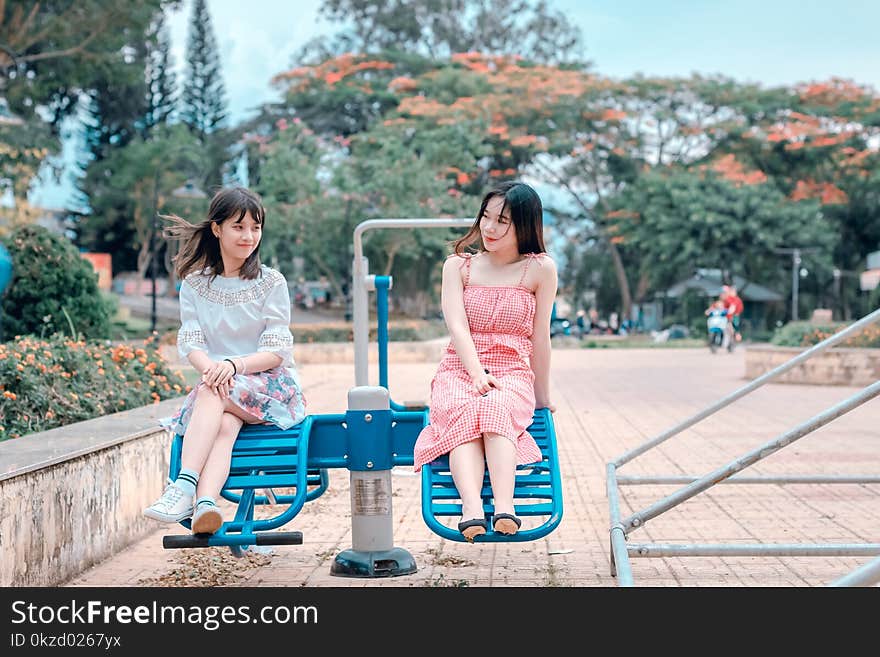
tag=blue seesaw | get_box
[161,218,563,577]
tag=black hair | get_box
[454,181,546,255]
[162,187,267,280]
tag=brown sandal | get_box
[458,518,488,543]
[492,513,522,535]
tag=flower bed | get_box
[0,334,189,440]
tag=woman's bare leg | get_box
[449,439,487,522]
[483,431,519,534]
[195,412,244,501]
[179,385,225,473]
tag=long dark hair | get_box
[162,187,266,281]
[453,181,546,255]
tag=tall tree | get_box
[0,0,170,224]
[78,124,206,276]
[304,0,585,65]
[180,0,229,189]
[143,11,177,134]
[607,168,836,295]
[180,0,226,140]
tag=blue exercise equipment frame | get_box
[161,219,563,570]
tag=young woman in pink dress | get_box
[413,181,557,542]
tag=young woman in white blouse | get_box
[143,187,306,535]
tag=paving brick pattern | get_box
[66,348,880,587]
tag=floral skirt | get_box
[160,366,307,437]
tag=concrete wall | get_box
[0,400,178,587]
[744,345,880,386]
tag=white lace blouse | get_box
[176,265,295,368]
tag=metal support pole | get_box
[352,255,371,387]
[616,474,880,485]
[829,555,880,587]
[331,386,416,577]
[792,248,801,321]
[150,212,157,333]
[352,218,471,387]
[375,276,392,390]
[628,544,880,557]
[606,464,634,585]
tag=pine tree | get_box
[181,0,227,140]
[144,11,177,134]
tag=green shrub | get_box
[770,320,880,348]
[0,334,189,441]
[0,225,112,339]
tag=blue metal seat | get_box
[420,407,563,542]
[163,416,328,553]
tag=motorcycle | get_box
[706,310,729,354]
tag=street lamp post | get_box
[775,246,819,322]
[150,171,160,333]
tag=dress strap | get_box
[447,253,473,287]
[517,253,543,287]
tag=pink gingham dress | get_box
[413,253,544,472]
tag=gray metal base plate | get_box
[330,547,417,578]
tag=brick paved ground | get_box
[66,346,880,587]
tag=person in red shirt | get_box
[723,285,744,342]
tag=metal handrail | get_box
[614,307,880,468]
[608,307,880,586]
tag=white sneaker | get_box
[143,482,193,523]
[191,504,223,535]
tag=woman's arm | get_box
[234,351,283,376]
[177,279,228,391]
[441,257,498,393]
[530,256,558,410]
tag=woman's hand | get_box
[202,360,235,391]
[537,400,556,413]
[214,378,232,401]
[470,369,501,396]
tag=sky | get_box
[28,0,880,209]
